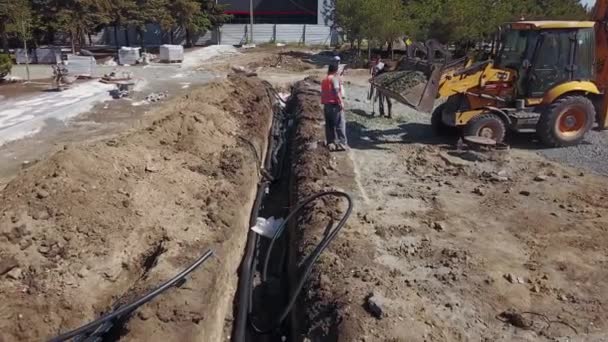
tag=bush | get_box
[0,54,12,79]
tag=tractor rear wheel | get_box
[537,96,595,147]
[463,113,506,143]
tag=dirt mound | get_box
[288,79,358,340]
[247,52,316,72]
[0,75,275,341]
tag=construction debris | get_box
[145,92,168,103]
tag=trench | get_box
[232,83,297,342]
[233,80,354,342]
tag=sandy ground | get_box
[0,75,275,342]
[290,77,608,341]
[1,47,608,342]
[0,46,240,184]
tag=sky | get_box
[582,0,596,7]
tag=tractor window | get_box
[574,28,595,80]
[528,30,573,97]
[496,29,538,70]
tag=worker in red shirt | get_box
[321,63,348,151]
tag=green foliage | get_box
[403,0,590,43]
[0,0,233,48]
[0,53,11,78]
[335,0,590,46]
[5,0,33,42]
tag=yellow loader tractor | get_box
[373,3,608,147]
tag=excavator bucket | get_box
[370,40,466,113]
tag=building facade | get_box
[218,0,332,26]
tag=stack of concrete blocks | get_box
[118,47,141,65]
[15,49,34,64]
[35,48,62,64]
[66,55,97,77]
[159,45,184,63]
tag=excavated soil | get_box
[290,80,608,342]
[0,75,275,342]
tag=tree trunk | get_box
[70,31,76,54]
[124,26,130,47]
[114,25,120,49]
[170,28,174,44]
[186,28,192,47]
[137,27,144,52]
[0,24,8,54]
[357,38,361,56]
[22,23,30,82]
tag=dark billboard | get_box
[218,0,318,15]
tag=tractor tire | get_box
[463,113,507,143]
[431,103,457,136]
[537,96,595,147]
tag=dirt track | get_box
[0,75,275,342]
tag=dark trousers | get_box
[323,104,347,145]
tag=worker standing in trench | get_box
[321,63,348,151]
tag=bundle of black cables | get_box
[48,249,214,342]
[250,191,353,334]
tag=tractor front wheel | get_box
[431,103,459,136]
[463,113,507,143]
[537,96,595,147]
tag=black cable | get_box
[250,191,353,334]
[48,250,215,342]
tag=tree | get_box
[0,0,11,53]
[56,0,112,52]
[167,0,202,46]
[133,0,174,48]
[370,0,409,58]
[6,0,33,81]
[106,0,137,47]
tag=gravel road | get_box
[345,80,608,175]
[539,129,608,175]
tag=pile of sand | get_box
[0,75,275,341]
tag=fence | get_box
[88,24,334,47]
[219,24,334,46]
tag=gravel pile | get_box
[539,130,608,175]
[372,71,427,94]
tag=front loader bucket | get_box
[370,40,466,113]
[370,60,444,113]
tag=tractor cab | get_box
[496,21,596,100]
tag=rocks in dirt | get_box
[473,187,485,196]
[534,175,548,182]
[365,292,385,319]
[2,225,29,243]
[432,221,445,232]
[498,310,532,329]
[32,210,50,220]
[36,189,50,199]
[0,256,18,275]
[6,267,22,280]
[519,190,531,197]
[145,164,161,173]
[503,273,527,285]
[145,92,168,103]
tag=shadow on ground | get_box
[347,120,458,151]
